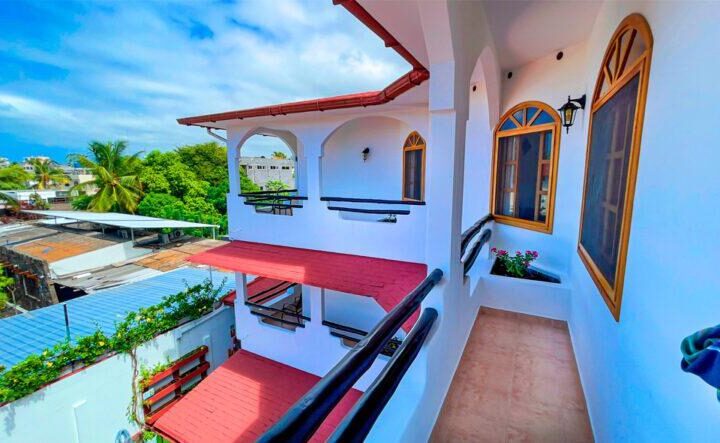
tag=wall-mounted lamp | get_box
[361,147,370,161]
[558,94,587,133]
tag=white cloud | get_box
[0,0,407,157]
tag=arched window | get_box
[491,101,561,233]
[578,14,653,320]
[402,131,426,201]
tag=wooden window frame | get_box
[402,131,426,202]
[490,101,561,234]
[577,13,653,321]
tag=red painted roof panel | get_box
[153,350,362,443]
[188,241,427,332]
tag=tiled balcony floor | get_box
[431,307,593,442]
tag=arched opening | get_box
[321,116,416,200]
[463,47,501,231]
[237,130,297,193]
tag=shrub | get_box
[491,248,539,277]
[0,278,225,403]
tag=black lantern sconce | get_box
[558,94,586,133]
[361,147,370,161]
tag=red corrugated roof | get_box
[153,350,362,443]
[188,241,427,332]
[176,0,428,127]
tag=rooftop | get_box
[188,240,428,332]
[24,210,220,230]
[153,350,362,443]
[0,267,235,368]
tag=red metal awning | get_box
[188,241,428,332]
[153,350,362,443]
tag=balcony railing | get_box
[461,214,493,275]
[321,196,423,220]
[258,268,442,442]
[240,189,308,215]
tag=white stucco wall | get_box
[0,307,235,443]
[322,116,413,200]
[485,2,720,441]
[566,3,720,441]
[234,277,388,391]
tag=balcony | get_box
[227,116,429,263]
[432,307,592,442]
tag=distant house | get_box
[239,156,295,190]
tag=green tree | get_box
[0,165,32,190]
[265,180,288,192]
[240,169,260,194]
[137,193,184,218]
[0,267,14,311]
[141,150,209,199]
[29,159,69,189]
[271,151,288,160]
[175,142,228,186]
[69,141,144,213]
[71,194,92,210]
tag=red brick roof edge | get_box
[177,0,428,127]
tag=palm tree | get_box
[29,158,69,189]
[271,151,288,160]
[69,141,144,213]
[0,164,32,190]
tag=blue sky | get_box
[0,0,407,162]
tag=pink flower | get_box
[491,247,497,253]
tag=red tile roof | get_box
[221,277,294,306]
[153,350,361,443]
[188,241,427,332]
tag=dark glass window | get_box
[580,75,640,286]
[494,130,552,223]
[402,132,426,201]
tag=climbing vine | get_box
[0,278,226,405]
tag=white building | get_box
[2,1,719,442]
[164,1,720,441]
[239,156,296,190]
[0,158,10,168]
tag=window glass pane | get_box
[403,149,423,200]
[538,194,548,222]
[580,74,640,286]
[513,110,525,125]
[526,107,538,123]
[500,118,517,131]
[624,31,646,73]
[540,163,550,191]
[532,111,554,125]
[543,132,552,160]
[495,132,543,222]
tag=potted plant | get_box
[490,248,560,283]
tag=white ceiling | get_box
[483,0,602,70]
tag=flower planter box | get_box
[490,259,561,284]
[480,259,570,321]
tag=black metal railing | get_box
[460,213,493,275]
[245,301,310,328]
[321,196,422,218]
[323,320,403,357]
[328,307,438,442]
[240,189,308,215]
[258,268,443,443]
[460,213,493,256]
[320,196,425,206]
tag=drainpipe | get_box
[206,128,228,143]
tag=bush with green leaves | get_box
[0,279,225,404]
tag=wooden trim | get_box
[577,13,653,321]
[401,131,426,201]
[490,101,561,234]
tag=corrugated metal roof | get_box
[23,210,219,229]
[0,267,236,368]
